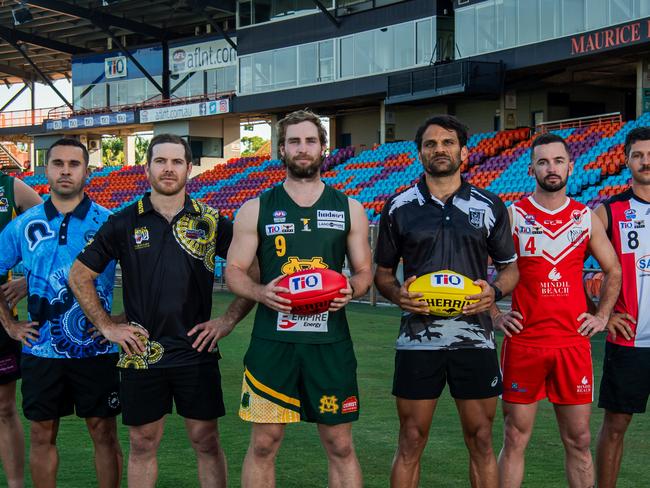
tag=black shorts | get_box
[21,353,121,421]
[0,339,21,385]
[119,361,225,426]
[599,342,650,414]
[393,348,503,400]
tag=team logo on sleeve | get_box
[468,208,485,229]
[24,220,55,251]
[0,197,8,213]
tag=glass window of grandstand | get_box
[238,0,331,27]
[457,0,650,58]
[238,19,433,94]
[207,66,237,94]
[172,71,205,99]
[73,85,107,111]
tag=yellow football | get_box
[408,270,482,317]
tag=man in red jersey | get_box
[595,127,650,487]
[494,133,621,488]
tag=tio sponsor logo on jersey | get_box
[289,273,323,293]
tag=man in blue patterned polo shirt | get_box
[0,139,122,488]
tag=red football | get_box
[277,269,348,315]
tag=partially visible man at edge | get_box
[0,170,41,488]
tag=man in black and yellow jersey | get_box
[226,110,373,488]
[0,171,41,488]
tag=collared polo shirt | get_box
[375,176,516,351]
[0,195,117,358]
[78,193,233,368]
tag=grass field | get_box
[2,292,649,487]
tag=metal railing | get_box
[536,112,622,133]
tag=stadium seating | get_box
[14,113,650,275]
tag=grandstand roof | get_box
[0,0,234,84]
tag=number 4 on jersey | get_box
[524,236,537,255]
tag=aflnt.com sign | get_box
[571,19,650,55]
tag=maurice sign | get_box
[571,19,649,55]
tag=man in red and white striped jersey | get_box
[596,127,650,488]
[494,133,622,488]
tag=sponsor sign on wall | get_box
[140,99,230,123]
[45,111,136,131]
[105,56,128,79]
[170,38,237,74]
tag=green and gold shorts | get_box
[239,337,359,425]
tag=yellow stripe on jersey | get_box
[244,368,300,407]
[239,374,301,424]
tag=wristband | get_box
[490,284,503,302]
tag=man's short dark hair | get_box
[624,127,650,156]
[46,138,89,165]
[277,109,328,147]
[414,115,468,151]
[146,134,192,166]
[530,133,571,161]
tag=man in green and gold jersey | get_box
[0,171,41,488]
[226,109,373,488]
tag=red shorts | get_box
[500,340,593,405]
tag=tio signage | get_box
[105,56,127,79]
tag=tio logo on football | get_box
[431,273,464,289]
[289,273,323,294]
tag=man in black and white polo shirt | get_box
[374,115,519,488]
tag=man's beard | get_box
[536,173,567,192]
[421,151,462,177]
[284,154,322,179]
[150,174,187,196]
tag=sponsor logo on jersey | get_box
[289,272,323,293]
[544,219,563,225]
[317,220,345,231]
[301,218,311,231]
[468,208,485,229]
[618,220,645,230]
[342,396,359,414]
[625,208,637,220]
[273,210,287,223]
[317,210,344,221]
[540,279,570,297]
[571,209,583,224]
[134,227,150,249]
[265,223,295,236]
[524,214,536,225]
[576,376,592,394]
[281,257,328,275]
[548,267,562,281]
[430,273,464,289]
[277,311,328,332]
[317,210,345,231]
[637,254,650,274]
[0,197,8,212]
[518,225,542,235]
[24,220,55,251]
